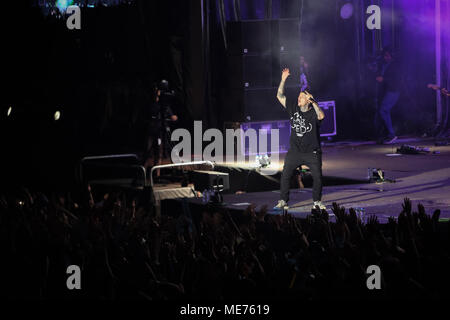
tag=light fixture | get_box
[340,2,354,19]
[255,154,271,168]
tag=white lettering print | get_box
[291,112,312,137]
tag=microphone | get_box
[304,90,318,104]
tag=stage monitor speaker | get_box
[318,100,337,136]
[228,54,273,89]
[240,120,291,155]
[227,20,272,55]
[271,19,301,53]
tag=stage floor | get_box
[187,136,450,223]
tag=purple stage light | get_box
[340,3,354,19]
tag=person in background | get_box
[299,56,309,92]
[374,46,401,144]
[143,80,178,169]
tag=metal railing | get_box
[150,161,215,187]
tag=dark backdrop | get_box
[209,0,439,139]
[1,0,204,189]
[0,0,444,189]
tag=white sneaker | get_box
[312,201,326,210]
[273,200,288,210]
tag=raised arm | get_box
[277,68,290,108]
[312,102,325,120]
[305,92,325,120]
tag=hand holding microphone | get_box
[304,90,317,104]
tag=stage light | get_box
[7,106,12,117]
[340,3,354,19]
[54,111,61,121]
[255,154,271,168]
[56,0,74,13]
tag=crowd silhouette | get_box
[1,185,450,300]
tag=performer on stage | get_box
[299,56,309,92]
[374,46,401,144]
[274,68,326,211]
[143,80,178,169]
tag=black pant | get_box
[280,148,323,203]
